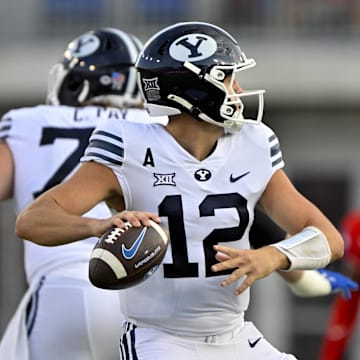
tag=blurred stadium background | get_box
[0,1,359,358]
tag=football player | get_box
[318,211,360,360]
[16,22,345,359]
[0,27,162,359]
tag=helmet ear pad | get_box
[58,72,88,106]
[162,72,226,122]
[183,86,225,121]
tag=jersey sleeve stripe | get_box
[270,143,281,157]
[88,139,124,158]
[83,128,125,166]
[0,124,11,132]
[93,130,123,143]
[268,133,284,169]
[272,157,283,167]
[0,131,10,140]
[0,117,12,139]
[84,152,123,166]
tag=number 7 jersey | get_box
[82,118,284,336]
[0,105,159,283]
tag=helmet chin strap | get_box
[167,94,242,133]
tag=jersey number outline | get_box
[33,127,94,198]
[159,193,249,278]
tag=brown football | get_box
[89,220,169,290]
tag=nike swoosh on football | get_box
[248,337,262,348]
[121,228,147,259]
[230,171,250,183]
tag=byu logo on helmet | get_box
[69,34,100,58]
[169,34,217,62]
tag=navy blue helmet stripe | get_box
[268,134,276,142]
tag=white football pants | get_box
[0,263,124,360]
[120,320,297,360]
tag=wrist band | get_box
[270,226,331,271]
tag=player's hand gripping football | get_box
[211,245,289,296]
[92,210,161,237]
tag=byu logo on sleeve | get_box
[169,34,217,62]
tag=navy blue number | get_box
[33,127,94,198]
[159,195,198,277]
[159,193,249,278]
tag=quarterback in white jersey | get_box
[0,28,158,360]
[16,22,344,360]
[82,115,282,335]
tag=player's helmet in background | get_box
[47,27,143,108]
[136,22,265,132]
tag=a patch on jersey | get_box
[169,34,217,62]
[194,169,211,182]
[99,72,126,91]
[153,173,176,186]
[268,134,284,168]
[67,33,100,58]
[143,148,155,167]
[142,77,161,101]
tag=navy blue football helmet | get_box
[136,22,265,131]
[47,27,143,108]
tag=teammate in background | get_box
[16,22,344,359]
[0,27,158,359]
[318,211,360,360]
[250,208,358,300]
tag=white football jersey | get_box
[82,118,284,336]
[0,105,160,283]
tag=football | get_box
[89,220,169,290]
